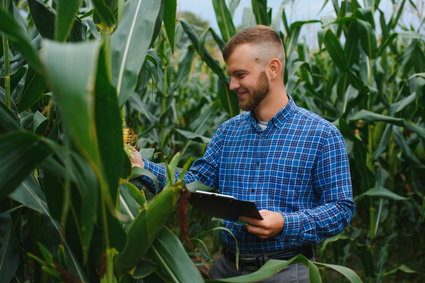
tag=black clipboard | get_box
[188,191,263,221]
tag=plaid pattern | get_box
[143,96,355,253]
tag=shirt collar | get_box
[249,94,296,130]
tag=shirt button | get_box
[251,189,255,192]
[255,161,259,166]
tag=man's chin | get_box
[239,103,254,112]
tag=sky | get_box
[176,0,421,46]
[177,0,334,47]
[178,0,335,29]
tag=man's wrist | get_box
[279,212,302,239]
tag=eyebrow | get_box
[227,69,247,76]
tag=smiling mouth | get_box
[236,91,248,97]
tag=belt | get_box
[223,245,314,272]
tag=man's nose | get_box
[229,78,239,91]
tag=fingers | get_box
[244,224,271,239]
[129,149,145,168]
[128,145,138,152]
[239,216,262,226]
[239,209,284,239]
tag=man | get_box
[131,25,355,282]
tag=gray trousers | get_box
[210,255,310,283]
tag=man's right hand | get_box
[129,147,145,168]
[239,210,284,239]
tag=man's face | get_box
[237,71,269,111]
[226,44,271,112]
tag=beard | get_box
[239,72,270,112]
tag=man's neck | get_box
[254,88,288,122]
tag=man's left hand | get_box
[239,210,284,239]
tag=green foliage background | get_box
[0,0,424,282]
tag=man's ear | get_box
[267,58,282,79]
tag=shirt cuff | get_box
[139,159,167,191]
[280,212,303,239]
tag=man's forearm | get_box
[138,159,168,192]
[280,199,355,245]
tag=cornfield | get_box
[0,0,424,282]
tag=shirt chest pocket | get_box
[268,156,314,187]
[264,159,314,210]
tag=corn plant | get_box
[0,0,205,281]
[1,0,422,282]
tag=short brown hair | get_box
[222,25,284,62]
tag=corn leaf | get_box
[319,232,352,253]
[209,255,362,283]
[95,45,124,200]
[0,102,20,134]
[0,210,20,283]
[42,169,65,222]
[55,0,82,41]
[375,32,398,57]
[68,153,99,261]
[175,129,211,144]
[132,259,158,278]
[111,0,161,106]
[130,166,159,190]
[0,139,88,281]
[28,0,55,39]
[228,0,240,16]
[218,77,240,118]
[0,7,41,73]
[356,19,377,58]
[357,8,375,28]
[251,0,269,25]
[209,27,226,51]
[179,20,239,117]
[403,121,425,139]
[384,264,418,276]
[119,182,147,218]
[314,262,363,283]
[115,182,184,271]
[356,186,408,201]
[164,0,177,52]
[166,152,181,187]
[16,67,46,112]
[42,40,103,171]
[41,41,119,256]
[286,20,320,59]
[344,21,360,67]
[32,111,47,135]
[388,0,407,30]
[389,92,416,115]
[212,0,236,43]
[169,45,195,94]
[91,0,116,28]
[180,20,224,78]
[8,175,47,215]
[0,132,53,198]
[372,125,392,160]
[393,128,424,167]
[324,29,349,72]
[147,227,203,282]
[208,255,322,283]
[350,110,403,125]
[150,0,164,49]
[186,181,214,194]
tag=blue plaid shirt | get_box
[142,96,355,253]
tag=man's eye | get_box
[236,73,245,78]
